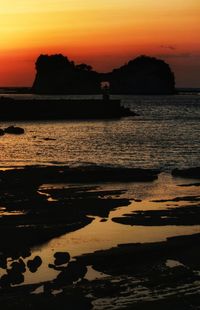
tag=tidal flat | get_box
[0,165,200,309]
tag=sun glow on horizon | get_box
[0,0,200,86]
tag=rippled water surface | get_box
[0,94,200,298]
[0,94,199,170]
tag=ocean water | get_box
[0,94,200,287]
[0,94,199,170]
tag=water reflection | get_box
[0,173,200,287]
[0,95,200,170]
[0,249,87,289]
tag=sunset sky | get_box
[0,0,199,87]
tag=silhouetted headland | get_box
[32,54,175,95]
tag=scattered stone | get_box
[11,259,26,273]
[27,256,42,273]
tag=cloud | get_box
[160,45,176,50]
[156,53,192,59]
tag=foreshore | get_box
[0,165,200,309]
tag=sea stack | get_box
[32,54,175,95]
[32,54,101,94]
[107,55,175,94]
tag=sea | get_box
[0,92,200,287]
[0,93,200,170]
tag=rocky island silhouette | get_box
[0,54,175,120]
[32,54,100,95]
[32,54,175,95]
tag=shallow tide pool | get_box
[1,173,199,285]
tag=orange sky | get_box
[0,0,200,87]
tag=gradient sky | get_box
[0,0,199,87]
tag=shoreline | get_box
[0,165,200,308]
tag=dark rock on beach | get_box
[7,269,25,286]
[1,165,199,309]
[77,232,200,277]
[0,164,155,259]
[112,194,200,227]
[54,261,87,286]
[0,255,7,269]
[0,165,160,189]
[54,252,70,266]
[27,256,42,273]
[0,284,93,309]
[43,137,56,141]
[72,233,200,309]
[172,167,200,179]
[178,182,200,187]
[0,264,25,287]
[54,165,160,183]
[112,202,200,226]
[0,165,133,254]
[4,126,25,135]
[11,260,26,274]
[0,129,5,136]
